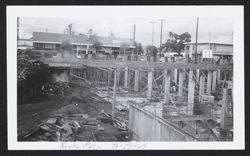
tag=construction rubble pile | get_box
[41,81,71,97]
[17,50,46,82]
[18,110,131,141]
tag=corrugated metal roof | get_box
[32,32,134,47]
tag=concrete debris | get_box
[41,81,71,96]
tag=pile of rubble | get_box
[41,81,71,97]
[17,50,46,82]
[18,110,131,141]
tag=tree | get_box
[61,40,72,58]
[120,42,129,55]
[92,41,103,53]
[162,32,191,56]
[146,45,158,57]
[135,42,143,55]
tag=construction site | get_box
[17,18,234,142]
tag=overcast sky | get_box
[19,17,233,47]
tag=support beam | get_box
[187,70,194,115]
[220,87,228,129]
[174,68,178,84]
[134,70,140,92]
[124,68,128,88]
[147,69,154,99]
[164,70,171,103]
[212,70,217,91]
[112,70,118,119]
[199,76,205,101]
[207,71,212,95]
[178,70,184,96]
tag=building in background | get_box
[31,32,135,59]
[184,42,233,63]
[17,38,33,50]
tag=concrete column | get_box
[147,69,153,99]
[207,71,212,95]
[187,70,195,115]
[188,70,193,85]
[220,87,228,129]
[199,76,205,101]
[217,69,221,82]
[117,70,120,86]
[134,70,140,92]
[107,70,111,86]
[212,70,217,91]
[196,69,200,81]
[164,70,171,103]
[124,68,128,88]
[178,70,184,96]
[112,70,118,119]
[174,68,178,84]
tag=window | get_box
[44,43,53,49]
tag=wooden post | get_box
[134,70,139,92]
[147,68,153,99]
[187,70,195,115]
[199,76,205,101]
[178,70,184,96]
[174,68,178,84]
[124,68,128,88]
[220,87,228,129]
[112,69,118,119]
[164,70,171,103]
[207,71,212,95]
[212,70,217,91]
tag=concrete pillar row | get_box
[207,71,212,95]
[134,70,140,92]
[187,70,195,115]
[124,68,128,88]
[164,70,171,103]
[212,70,217,91]
[220,87,228,129]
[178,70,184,96]
[174,68,178,84]
[196,69,200,81]
[147,68,154,99]
[217,69,221,82]
[199,76,205,101]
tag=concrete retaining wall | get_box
[129,104,197,141]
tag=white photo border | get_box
[7,5,244,150]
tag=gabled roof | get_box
[32,32,134,47]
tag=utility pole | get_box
[159,19,166,56]
[195,17,199,64]
[150,21,156,46]
[17,17,20,40]
[133,24,137,58]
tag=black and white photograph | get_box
[6,6,244,150]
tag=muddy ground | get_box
[18,81,130,141]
